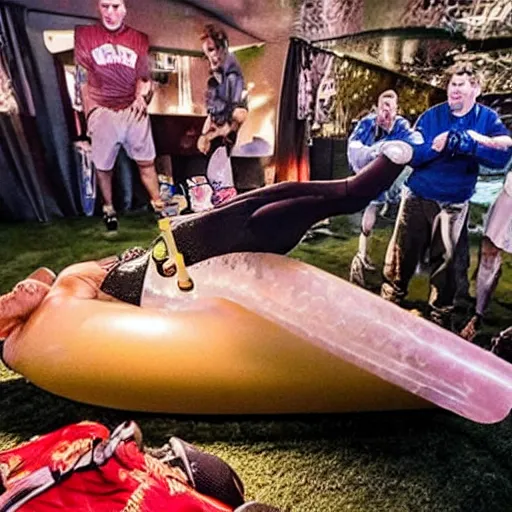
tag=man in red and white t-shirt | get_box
[75,0,164,235]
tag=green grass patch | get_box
[1,212,512,511]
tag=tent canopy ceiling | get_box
[7,0,512,95]
[9,0,268,51]
[10,0,512,46]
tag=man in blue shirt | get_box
[348,90,415,287]
[381,63,512,330]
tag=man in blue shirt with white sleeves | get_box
[348,90,415,286]
[381,62,512,330]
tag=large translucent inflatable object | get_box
[2,249,512,422]
[0,256,428,417]
[142,252,512,424]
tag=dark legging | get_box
[173,152,407,265]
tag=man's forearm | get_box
[474,144,512,169]
[410,143,440,167]
[467,131,512,150]
[405,129,440,167]
[449,130,512,169]
[472,133,512,168]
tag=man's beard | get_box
[449,100,464,112]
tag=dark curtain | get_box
[275,38,310,183]
[0,114,48,221]
[0,3,86,222]
[0,5,49,221]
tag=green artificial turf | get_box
[1,212,512,511]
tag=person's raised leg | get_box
[172,141,414,265]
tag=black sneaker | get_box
[103,208,118,237]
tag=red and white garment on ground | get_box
[0,421,232,512]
